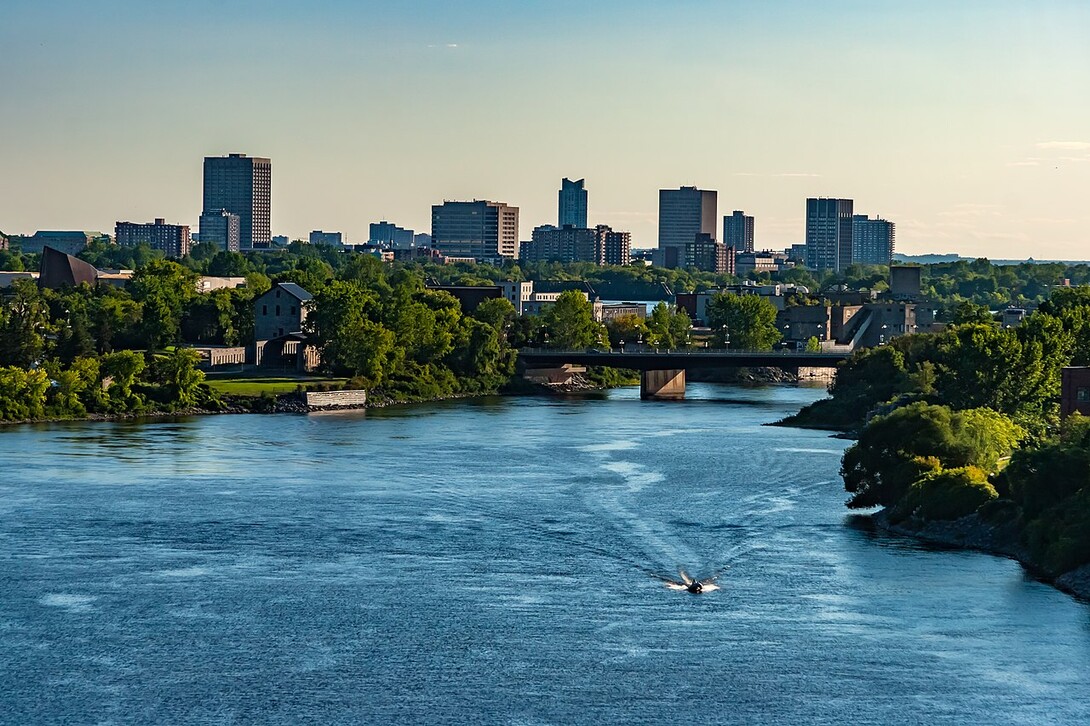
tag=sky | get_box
[2,0,1089,258]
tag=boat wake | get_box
[655,568,727,594]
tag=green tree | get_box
[0,280,48,367]
[207,251,255,277]
[705,292,781,350]
[99,350,147,413]
[307,280,395,383]
[841,402,1022,509]
[646,302,691,348]
[129,259,198,349]
[950,301,995,325]
[160,348,205,408]
[805,336,822,353]
[473,297,517,343]
[0,366,49,421]
[891,466,997,522]
[541,290,606,349]
[605,313,651,348]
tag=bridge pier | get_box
[640,369,686,400]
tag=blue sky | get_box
[2,1,1089,257]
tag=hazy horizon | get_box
[2,1,1088,258]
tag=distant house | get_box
[253,282,318,370]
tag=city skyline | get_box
[2,1,1089,257]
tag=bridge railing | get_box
[518,346,850,357]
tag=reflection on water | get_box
[1,383,1088,724]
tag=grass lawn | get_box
[206,375,347,397]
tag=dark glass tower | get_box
[203,153,271,249]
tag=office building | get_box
[723,211,754,253]
[559,178,588,229]
[369,221,415,248]
[735,251,790,276]
[431,200,519,262]
[309,230,343,246]
[115,219,191,258]
[199,209,241,253]
[659,186,717,268]
[685,233,733,274]
[18,231,109,256]
[805,198,854,271]
[852,214,895,266]
[203,153,271,249]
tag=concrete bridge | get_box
[518,347,849,400]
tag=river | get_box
[1,384,1088,724]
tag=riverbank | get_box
[871,509,1090,601]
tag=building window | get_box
[262,305,267,315]
[1078,387,1090,402]
[276,305,281,316]
[291,306,297,315]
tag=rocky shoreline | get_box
[871,509,1090,601]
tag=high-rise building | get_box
[520,223,632,266]
[805,198,854,271]
[309,230,343,246]
[522,225,597,263]
[658,186,717,268]
[723,211,754,253]
[852,215,895,266]
[431,200,519,262]
[115,219,191,258]
[199,209,241,253]
[559,178,588,229]
[685,233,734,274]
[202,153,271,250]
[369,221,416,248]
[596,225,631,266]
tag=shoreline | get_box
[0,376,625,428]
[870,509,1090,602]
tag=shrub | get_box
[891,466,997,522]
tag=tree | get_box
[129,260,198,349]
[473,297,517,343]
[0,280,48,368]
[841,402,1022,509]
[646,303,691,348]
[605,313,651,348]
[950,301,995,325]
[805,336,822,353]
[891,466,997,522]
[307,280,395,383]
[705,292,781,350]
[0,366,49,421]
[99,350,146,412]
[207,251,254,277]
[160,348,205,408]
[933,320,1068,424]
[541,290,605,349]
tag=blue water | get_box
[1,384,1088,724]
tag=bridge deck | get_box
[519,348,849,370]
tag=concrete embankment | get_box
[872,510,1090,601]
